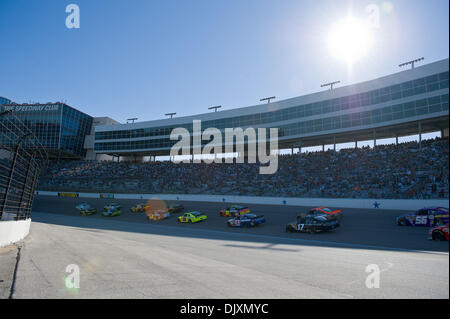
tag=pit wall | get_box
[34,191,449,211]
[0,219,31,247]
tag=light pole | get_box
[260,96,276,104]
[321,81,340,90]
[127,118,138,123]
[208,105,222,112]
[399,57,424,69]
[165,113,176,119]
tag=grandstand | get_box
[38,137,449,199]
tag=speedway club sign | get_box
[3,104,60,112]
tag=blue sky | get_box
[0,0,448,124]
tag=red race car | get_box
[309,207,343,220]
[428,224,449,241]
[219,205,250,217]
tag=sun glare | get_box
[327,17,373,64]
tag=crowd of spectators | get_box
[37,137,449,199]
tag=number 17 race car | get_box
[285,213,339,233]
[309,207,343,220]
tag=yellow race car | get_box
[76,203,97,216]
[130,203,150,213]
[177,211,207,223]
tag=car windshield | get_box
[321,208,332,212]
[190,212,201,216]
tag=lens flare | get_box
[327,17,373,64]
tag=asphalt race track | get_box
[7,195,449,298]
[32,195,449,252]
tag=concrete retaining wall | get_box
[35,190,449,211]
[0,219,31,247]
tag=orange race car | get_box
[147,209,171,221]
[308,207,343,220]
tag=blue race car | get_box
[227,213,265,228]
[396,207,449,227]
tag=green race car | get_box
[104,202,122,211]
[102,206,122,217]
[177,211,207,223]
[76,203,97,216]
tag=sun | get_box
[327,17,373,64]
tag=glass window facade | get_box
[0,97,12,107]
[1,103,93,158]
[94,70,449,153]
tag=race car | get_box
[220,205,250,217]
[102,206,122,217]
[227,213,265,228]
[177,211,207,223]
[104,202,122,211]
[168,204,184,213]
[147,209,171,221]
[76,203,97,216]
[130,203,150,213]
[309,207,343,220]
[285,213,339,233]
[396,207,449,227]
[428,224,449,241]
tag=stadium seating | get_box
[37,137,449,199]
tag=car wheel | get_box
[398,219,407,226]
[433,231,444,241]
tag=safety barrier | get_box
[34,190,449,211]
[0,218,31,247]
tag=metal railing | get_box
[0,110,48,221]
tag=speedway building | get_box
[0,101,119,160]
[1,58,449,161]
[93,58,449,159]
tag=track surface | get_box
[32,195,449,252]
[8,195,449,298]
